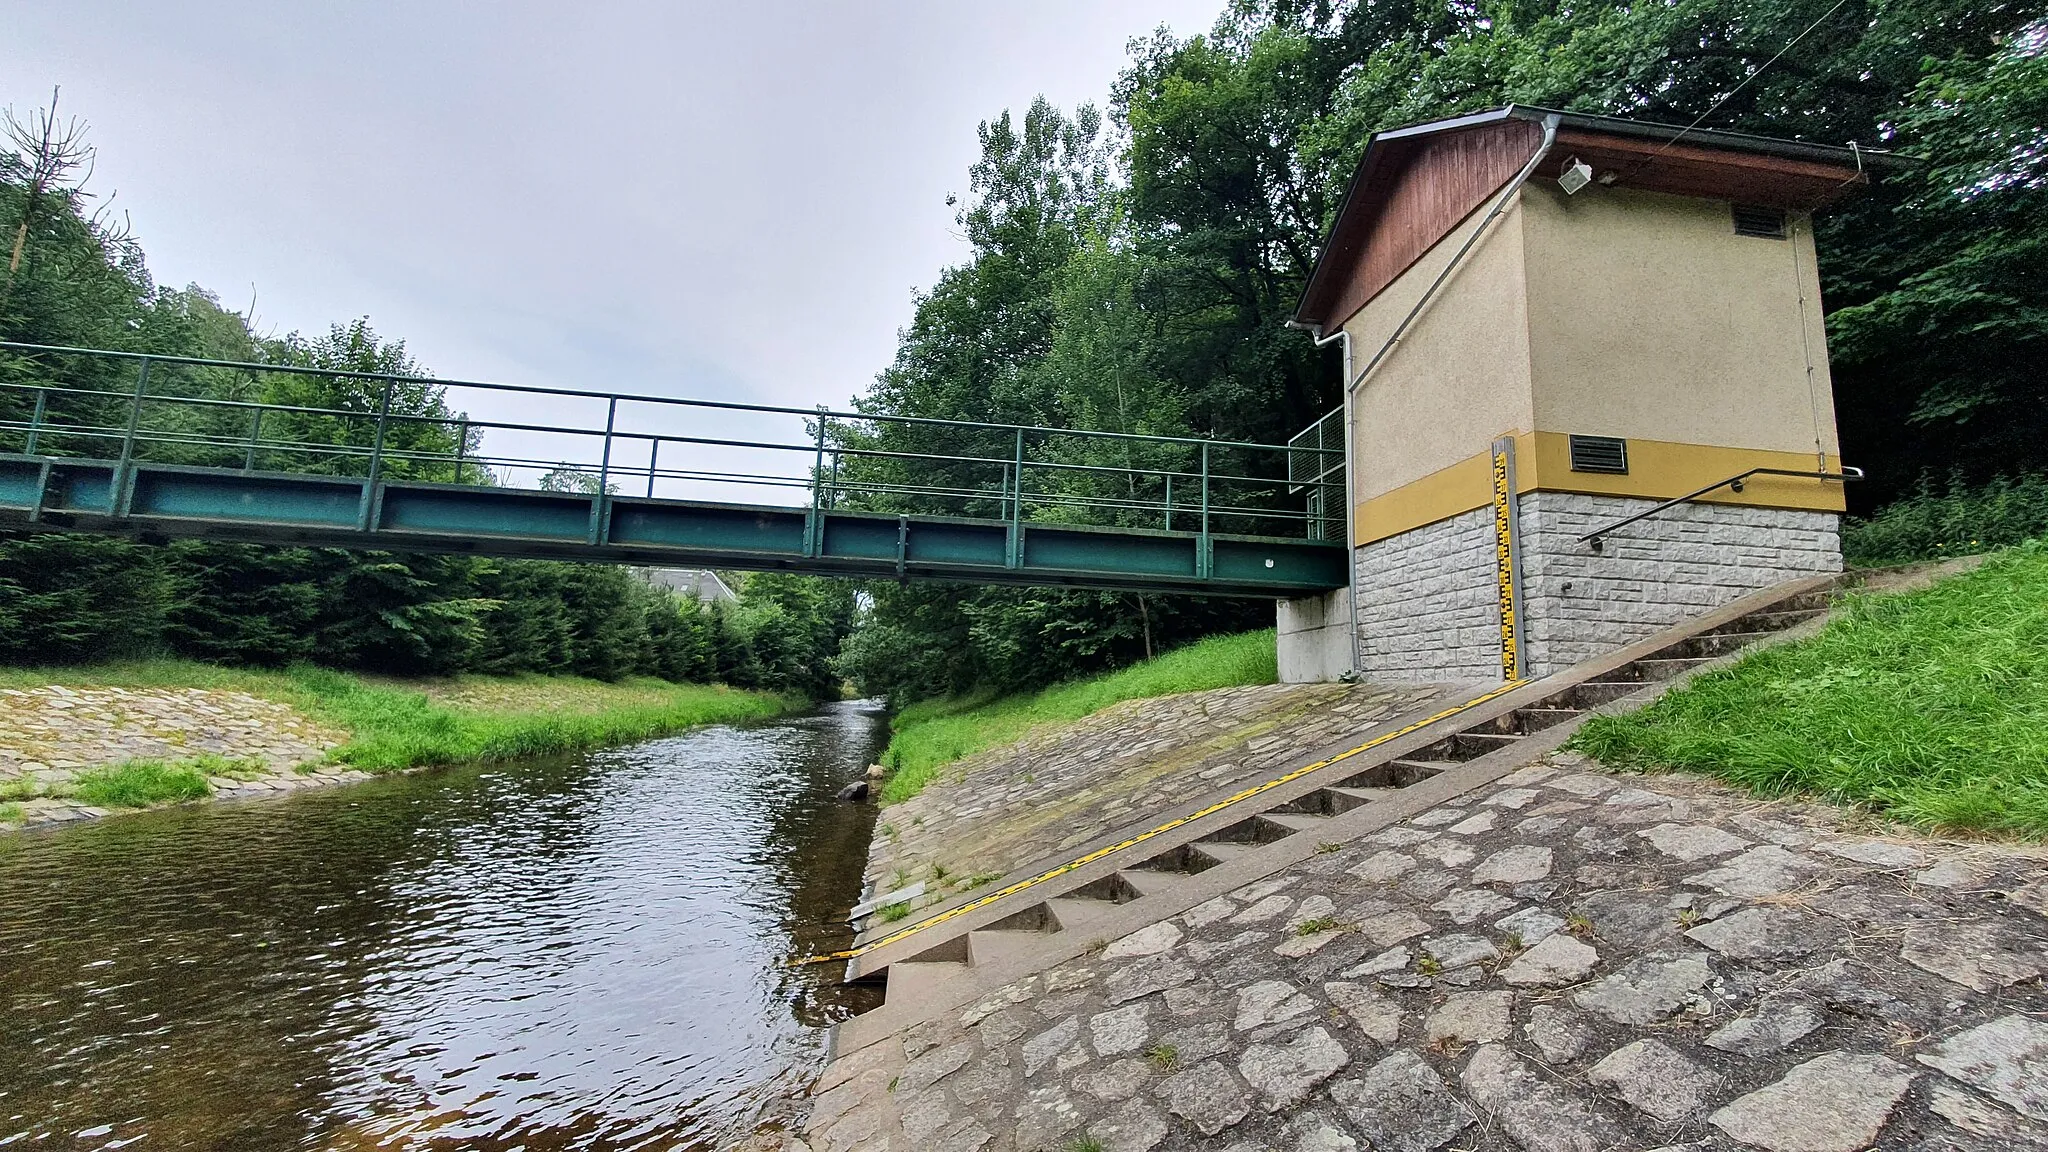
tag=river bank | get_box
[0,661,793,830]
[0,700,887,1149]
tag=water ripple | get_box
[0,701,884,1150]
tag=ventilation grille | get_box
[1733,204,1788,239]
[1569,435,1629,474]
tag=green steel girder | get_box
[0,454,1347,597]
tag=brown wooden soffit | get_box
[1296,111,1878,333]
[1540,130,1871,210]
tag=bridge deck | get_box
[0,455,1346,596]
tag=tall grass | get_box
[879,629,1279,804]
[1571,543,2048,837]
[1843,473,2048,565]
[69,761,214,808]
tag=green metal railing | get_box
[0,341,1343,548]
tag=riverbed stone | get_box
[1356,910,1430,947]
[1588,1038,1720,1122]
[1525,1005,1595,1063]
[1916,1015,2048,1121]
[1462,1044,1621,1152]
[1709,1053,1916,1152]
[1684,845,1824,897]
[1322,981,1402,1044]
[1900,922,2046,993]
[1471,845,1552,884]
[1104,954,1197,1005]
[1422,933,1498,970]
[1104,921,1183,959]
[1685,905,1833,961]
[1022,1016,1079,1076]
[1494,905,1566,944]
[1572,952,1713,1025]
[1706,1001,1825,1056]
[1500,934,1598,987]
[1090,1102,1168,1152]
[1639,822,1751,861]
[1426,991,1512,1044]
[1239,1026,1349,1110]
[1430,888,1516,925]
[1235,980,1316,1031]
[1157,1061,1253,1136]
[1328,1050,1471,1152]
[1091,1001,1153,1056]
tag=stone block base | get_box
[1352,494,1842,683]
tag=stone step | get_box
[1273,785,1382,817]
[1705,607,1824,636]
[1187,841,1260,868]
[1631,656,1710,681]
[1413,731,1522,761]
[1665,630,1776,659]
[1065,872,1145,904]
[1116,868,1197,900]
[1509,707,1585,732]
[969,927,1058,968]
[883,959,969,1002]
[1557,681,1647,708]
[1043,896,1136,941]
[1254,811,1332,836]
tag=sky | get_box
[4,1,1224,494]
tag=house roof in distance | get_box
[1293,104,1909,332]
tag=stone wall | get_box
[1352,506,1503,684]
[1517,492,1841,676]
[1350,495,1841,684]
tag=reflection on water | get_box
[0,700,885,1151]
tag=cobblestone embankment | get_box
[805,751,2048,1152]
[866,681,1449,910]
[0,685,350,828]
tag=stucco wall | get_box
[1516,491,1842,676]
[1520,184,1841,458]
[1352,506,1502,685]
[1342,197,1534,504]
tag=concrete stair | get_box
[840,574,1846,1046]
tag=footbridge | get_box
[0,343,1346,597]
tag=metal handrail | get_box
[1580,466,1865,550]
[0,343,1346,545]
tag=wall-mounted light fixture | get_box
[1557,156,1594,195]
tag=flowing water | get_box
[0,700,886,1151]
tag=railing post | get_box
[453,418,469,484]
[243,407,263,473]
[1197,441,1212,579]
[804,407,828,557]
[357,376,394,532]
[24,387,46,455]
[1164,473,1172,532]
[588,396,618,546]
[114,357,152,517]
[646,437,660,499]
[1006,429,1024,568]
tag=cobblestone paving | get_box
[806,755,2048,1152]
[866,682,1447,903]
[0,685,349,828]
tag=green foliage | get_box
[1843,474,2048,565]
[1570,545,2048,836]
[0,660,792,776]
[0,802,21,825]
[0,109,850,698]
[878,629,1279,803]
[843,0,2048,695]
[68,760,213,808]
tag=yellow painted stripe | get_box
[789,679,1524,968]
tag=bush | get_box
[1843,473,2048,566]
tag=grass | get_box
[0,661,794,811]
[877,629,1279,804]
[1570,542,2048,837]
[0,802,21,825]
[68,760,214,808]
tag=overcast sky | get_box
[5,2,1223,491]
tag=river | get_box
[0,700,886,1151]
